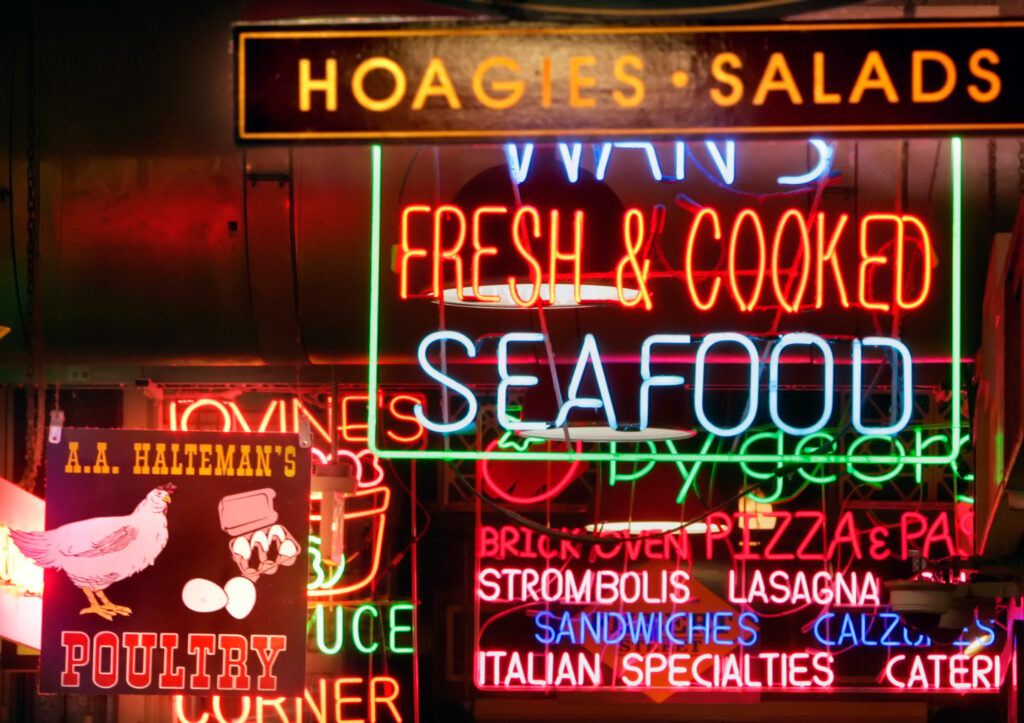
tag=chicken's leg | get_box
[96,590,132,616]
[80,588,115,621]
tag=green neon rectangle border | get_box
[366,139,963,466]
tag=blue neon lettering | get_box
[504,143,534,184]
[665,612,688,645]
[533,611,556,644]
[777,139,834,186]
[694,332,759,436]
[557,143,583,183]
[639,334,690,429]
[497,332,549,432]
[413,331,479,434]
[554,333,617,429]
[769,333,834,435]
[704,140,736,184]
[737,612,759,647]
[852,336,913,435]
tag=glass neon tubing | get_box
[367,142,963,468]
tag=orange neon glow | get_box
[727,209,766,312]
[616,208,652,310]
[894,214,933,310]
[770,209,812,313]
[859,214,894,312]
[814,212,852,309]
[370,676,403,723]
[508,206,543,307]
[171,393,425,449]
[386,394,426,444]
[433,205,467,300]
[211,696,251,723]
[308,485,391,597]
[471,206,506,302]
[398,205,430,299]
[549,209,584,305]
[173,676,404,723]
[180,399,232,432]
[684,208,723,311]
[341,395,371,443]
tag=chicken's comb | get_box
[157,482,178,493]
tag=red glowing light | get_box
[727,209,767,312]
[684,208,723,311]
[771,209,811,313]
[509,206,543,307]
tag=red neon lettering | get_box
[923,512,956,559]
[727,209,767,311]
[212,697,252,723]
[814,211,851,308]
[340,395,371,444]
[61,630,90,687]
[900,511,928,559]
[868,524,891,561]
[763,511,794,560]
[180,399,232,432]
[550,209,584,305]
[334,676,364,723]
[386,394,426,444]
[616,208,651,310]
[771,209,811,312]
[885,654,1000,690]
[173,696,211,723]
[294,398,333,445]
[858,213,894,312]
[509,206,543,307]
[895,214,933,309]
[794,511,826,560]
[370,676,403,723]
[825,511,862,560]
[684,208,723,311]
[705,512,733,560]
[432,205,467,300]
[471,205,506,303]
[397,205,430,299]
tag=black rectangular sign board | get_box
[20,429,310,695]
[236,20,1024,142]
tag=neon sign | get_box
[312,603,414,655]
[173,676,404,723]
[367,138,964,469]
[475,505,1001,694]
[396,205,934,313]
[414,331,913,439]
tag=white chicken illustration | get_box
[10,483,176,621]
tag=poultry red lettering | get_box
[59,631,288,692]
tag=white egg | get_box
[268,524,286,542]
[278,539,298,558]
[181,578,227,613]
[249,530,269,551]
[231,536,251,559]
[224,576,257,620]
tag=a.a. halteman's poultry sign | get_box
[11,428,310,695]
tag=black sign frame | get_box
[235,19,1024,143]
